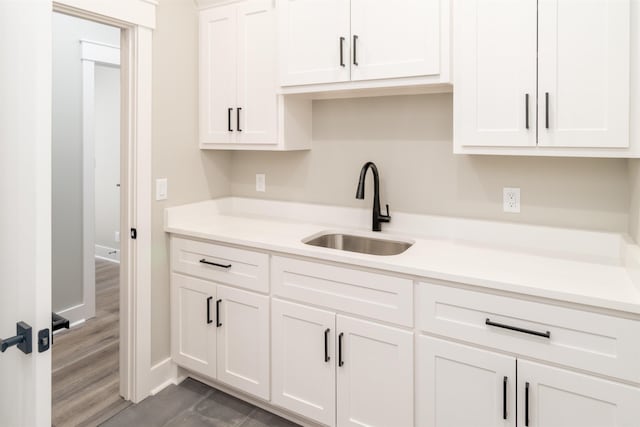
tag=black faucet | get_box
[356,162,391,232]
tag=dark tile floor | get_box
[100,378,300,427]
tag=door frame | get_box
[53,0,156,404]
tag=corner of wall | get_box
[628,159,640,243]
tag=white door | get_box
[350,0,441,81]
[199,4,237,145]
[336,316,413,427]
[277,0,351,86]
[518,360,640,427]
[453,0,537,147]
[216,285,270,400]
[170,274,217,379]
[417,336,516,427]
[538,0,630,148]
[271,299,336,427]
[236,0,278,144]
[0,1,52,426]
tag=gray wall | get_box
[629,159,640,243]
[52,13,120,313]
[151,0,231,364]
[230,94,630,233]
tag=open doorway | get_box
[51,12,127,426]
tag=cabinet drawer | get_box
[417,282,640,383]
[171,237,269,293]
[272,256,412,327]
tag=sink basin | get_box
[303,232,413,256]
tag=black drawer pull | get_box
[545,92,550,129]
[339,37,345,67]
[353,35,359,66]
[216,299,222,327]
[228,107,233,132]
[525,93,530,129]
[324,328,330,363]
[485,318,550,339]
[525,382,530,426]
[237,107,242,132]
[503,376,507,420]
[206,296,213,324]
[199,259,232,269]
[338,332,344,367]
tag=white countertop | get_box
[165,198,640,316]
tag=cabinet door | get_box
[236,0,278,144]
[171,274,217,379]
[518,360,640,427]
[417,336,516,427]
[538,0,630,148]
[216,285,270,400]
[350,0,441,81]
[336,316,413,427]
[278,0,350,86]
[200,5,237,144]
[272,300,336,427]
[453,0,537,147]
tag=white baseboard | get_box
[95,244,120,263]
[55,303,88,327]
[149,357,180,396]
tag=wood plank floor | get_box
[52,259,131,427]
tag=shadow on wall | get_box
[229,93,629,233]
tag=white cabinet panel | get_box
[278,0,351,86]
[538,0,630,148]
[272,299,336,426]
[199,5,237,144]
[518,360,640,427]
[336,315,413,427]
[417,336,516,427]
[216,285,270,400]
[171,274,217,379]
[350,0,441,81]
[236,0,278,144]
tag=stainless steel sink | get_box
[303,232,413,256]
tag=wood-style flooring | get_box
[52,259,130,427]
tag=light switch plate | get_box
[256,174,266,192]
[503,187,521,213]
[156,178,168,201]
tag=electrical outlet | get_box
[503,187,521,213]
[256,174,266,192]
[156,178,168,201]
[115,231,120,243]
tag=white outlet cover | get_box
[256,174,266,192]
[115,231,120,243]
[156,178,168,201]
[503,187,521,213]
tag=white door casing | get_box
[0,1,52,425]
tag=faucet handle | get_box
[382,204,391,221]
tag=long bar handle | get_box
[525,94,530,130]
[503,376,508,420]
[338,332,344,366]
[228,107,233,132]
[199,259,232,269]
[339,37,345,67]
[324,328,331,362]
[237,107,242,132]
[353,35,359,66]
[486,318,550,339]
[545,92,550,129]
[206,296,213,324]
[216,299,222,327]
[525,382,530,426]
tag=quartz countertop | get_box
[165,198,640,316]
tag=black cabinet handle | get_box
[525,382,530,426]
[525,93,530,129]
[338,332,344,366]
[339,37,345,67]
[206,296,213,324]
[545,92,550,129]
[503,376,507,420]
[237,107,242,132]
[216,299,222,327]
[228,107,234,132]
[324,328,330,362]
[485,318,550,339]
[353,35,359,66]
[199,259,232,269]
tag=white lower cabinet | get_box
[171,273,270,401]
[417,336,516,427]
[216,285,270,400]
[418,335,640,427]
[518,360,640,427]
[271,299,414,427]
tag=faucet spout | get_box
[355,162,391,232]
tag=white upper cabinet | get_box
[453,0,537,147]
[278,0,450,92]
[278,0,351,86]
[350,0,441,81]
[538,0,630,148]
[454,0,636,156]
[199,4,237,144]
[199,0,311,150]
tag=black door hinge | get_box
[130,228,137,239]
